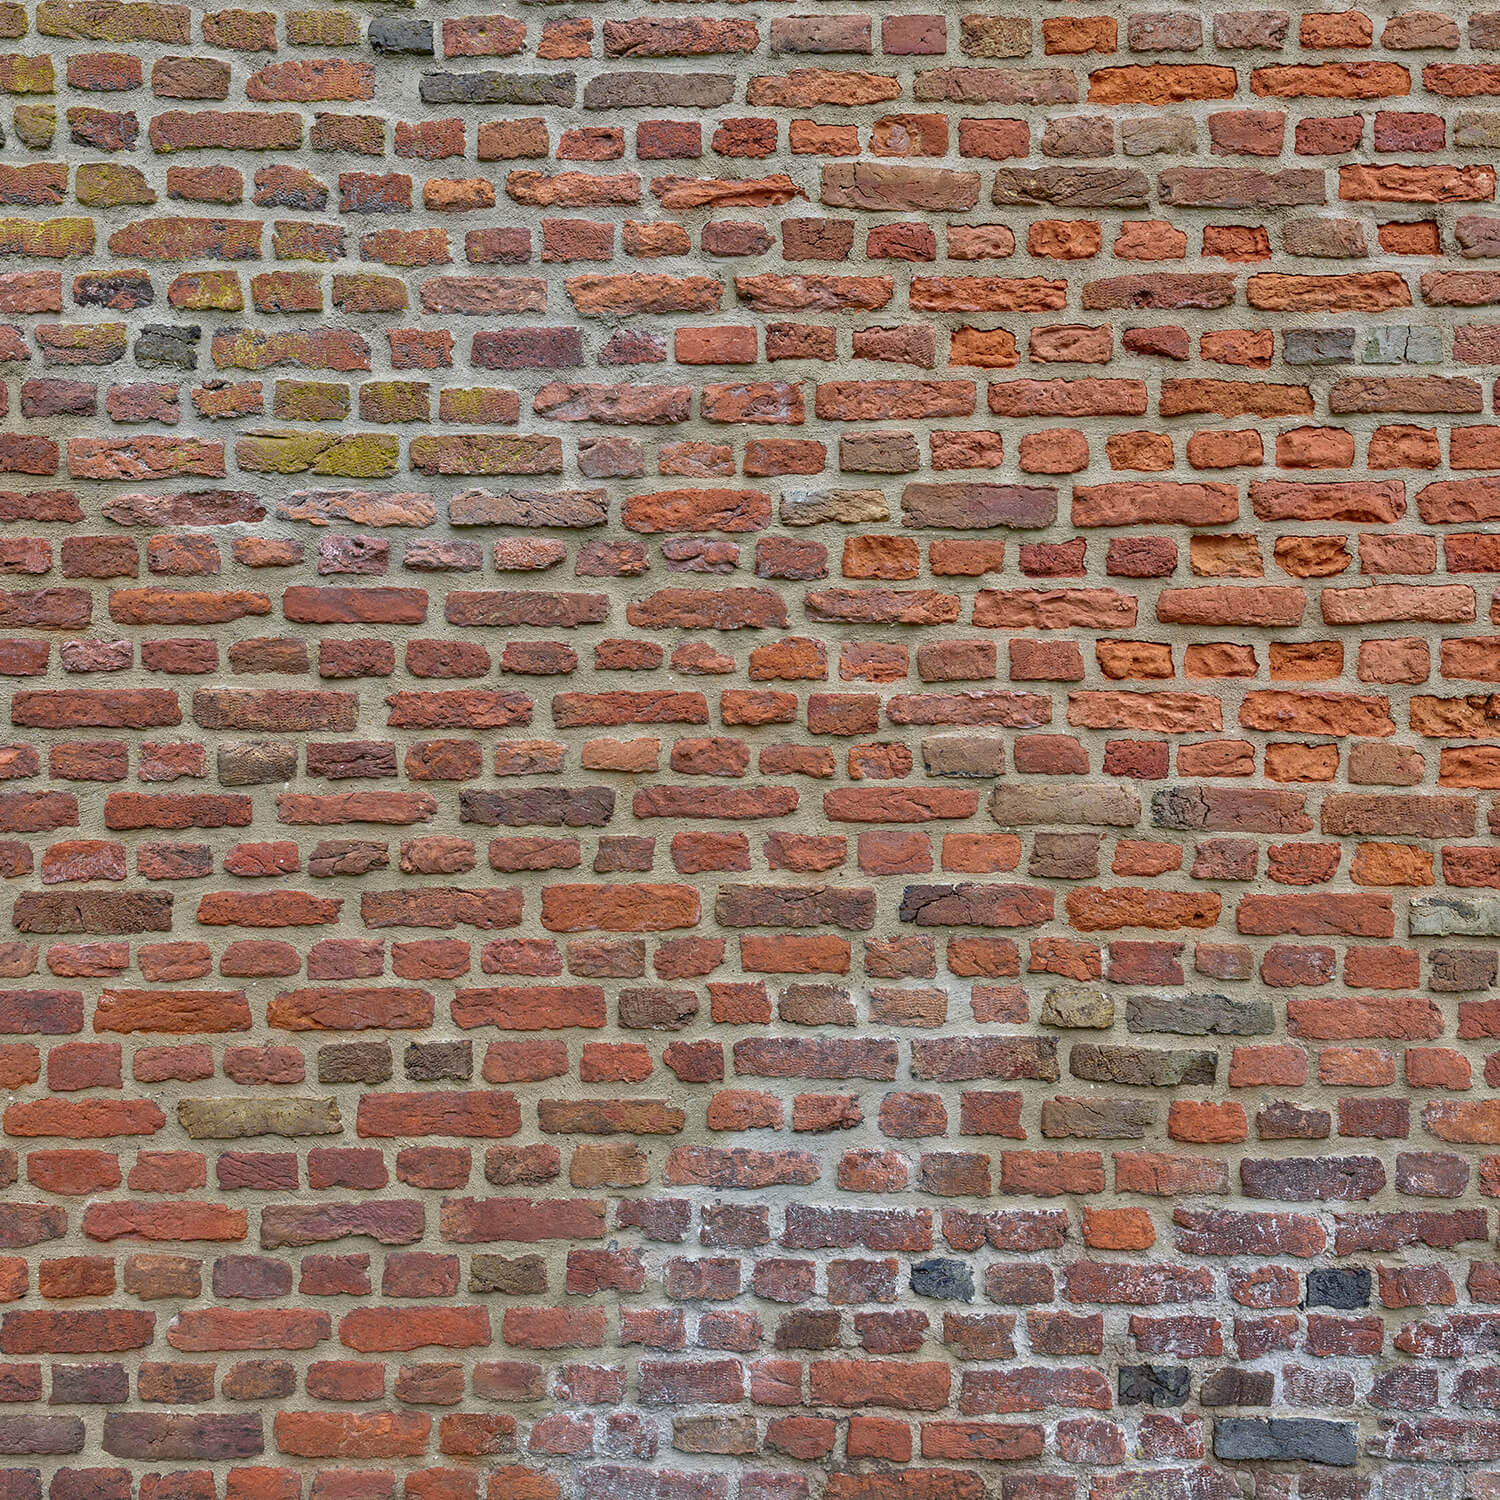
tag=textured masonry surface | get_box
[2,0,1500,1496]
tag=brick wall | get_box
[0,0,1498,1495]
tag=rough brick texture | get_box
[1,0,1500,1496]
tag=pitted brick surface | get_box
[0,0,1498,1495]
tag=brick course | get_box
[0,0,1497,1493]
